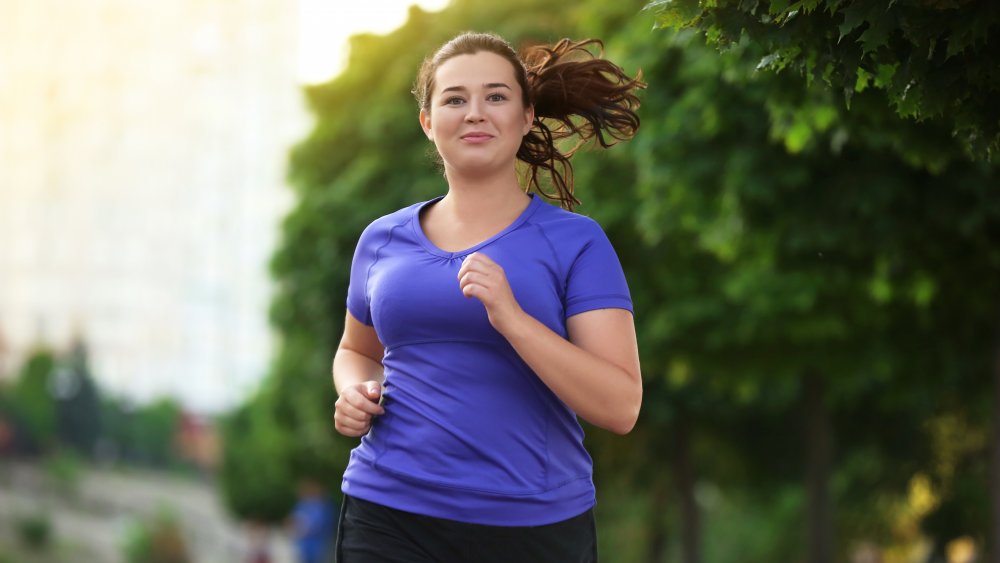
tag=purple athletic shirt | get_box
[341,193,632,526]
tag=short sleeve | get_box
[346,223,380,326]
[564,219,633,318]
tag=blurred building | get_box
[0,0,309,412]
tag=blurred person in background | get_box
[332,31,644,562]
[288,479,337,563]
[244,519,272,563]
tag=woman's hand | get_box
[457,252,525,334]
[333,381,384,437]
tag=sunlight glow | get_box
[297,0,450,85]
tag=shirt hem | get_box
[342,452,596,526]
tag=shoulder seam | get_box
[364,217,410,316]
[528,220,567,290]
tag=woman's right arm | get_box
[332,311,386,437]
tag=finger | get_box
[457,253,496,279]
[335,402,376,427]
[363,381,383,402]
[461,283,487,300]
[457,257,477,280]
[333,403,369,425]
[334,409,370,430]
[352,381,384,403]
[467,251,495,266]
[346,383,385,412]
[346,392,384,416]
[334,418,370,437]
[459,262,504,290]
[459,272,490,292]
[337,399,376,422]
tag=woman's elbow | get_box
[606,382,642,435]
[610,405,641,435]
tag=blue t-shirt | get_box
[341,193,632,526]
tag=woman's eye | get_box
[445,97,464,105]
[487,93,507,102]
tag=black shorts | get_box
[335,495,598,563]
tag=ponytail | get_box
[520,39,644,210]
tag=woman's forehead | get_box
[432,52,520,95]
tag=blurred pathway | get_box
[0,460,295,563]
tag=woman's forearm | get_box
[500,312,641,434]
[332,347,384,395]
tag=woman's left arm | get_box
[458,253,642,434]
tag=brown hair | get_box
[413,32,644,210]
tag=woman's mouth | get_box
[461,133,494,143]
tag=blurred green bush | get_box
[121,509,191,563]
[15,512,52,551]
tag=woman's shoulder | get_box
[357,198,432,240]
[529,196,610,241]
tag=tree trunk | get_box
[673,416,701,563]
[991,322,1000,563]
[646,474,670,563]
[804,373,834,563]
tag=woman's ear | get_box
[522,104,535,136]
[419,109,433,140]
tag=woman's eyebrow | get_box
[440,82,512,93]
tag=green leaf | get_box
[757,52,784,71]
[874,63,898,88]
[858,8,894,53]
[769,0,792,15]
[855,67,872,92]
[838,1,871,40]
[756,46,802,72]
[647,0,704,29]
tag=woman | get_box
[332,31,644,562]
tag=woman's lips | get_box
[461,133,494,143]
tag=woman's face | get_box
[419,51,534,176]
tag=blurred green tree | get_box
[128,399,183,468]
[633,5,1000,561]
[647,2,1000,558]
[98,396,133,462]
[219,382,296,522]
[8,348,57,454]
[100,397,183,468]
[53,339,102,457]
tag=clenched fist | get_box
[334,381,384,437]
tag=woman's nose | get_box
[464,101,485,122]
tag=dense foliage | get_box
[648,0,1000,161]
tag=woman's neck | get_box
[438,167,529,222]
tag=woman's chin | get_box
[443,156,509,176]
